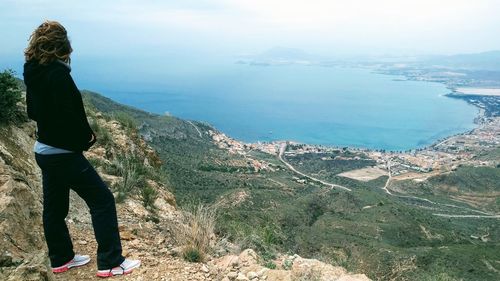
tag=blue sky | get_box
[1,0,500,88]
[2,0,500,57]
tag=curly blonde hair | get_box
[24,20,73,65]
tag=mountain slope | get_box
[0,89,370,280]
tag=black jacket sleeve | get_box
[48,68,96,151]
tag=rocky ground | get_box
[56,193,370,281]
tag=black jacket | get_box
[24,60,96,152]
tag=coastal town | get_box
[207,112,500,183]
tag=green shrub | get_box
[182,247,203,262]
[264,261,276,269]
[89,118,113,146]
[112,112,137,130]
[283,258,293,270]
[110,154,144,202]
[141,184,158,210]
[98,129,113,147]
[104,154,162,208]
[0,70,22,124]
[261,224,284,245]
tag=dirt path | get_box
[278,143,351,192]
[187,120,203,138]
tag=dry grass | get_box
[172,203,218,262]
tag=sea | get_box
[76,61,478,151]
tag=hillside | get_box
[0,88,369,280]
[1,77,498,280]
[83,91,500,281]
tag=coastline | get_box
[207,68,499,181]
[210,113,499,184]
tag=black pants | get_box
[35,152,125,270]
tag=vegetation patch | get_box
[0,70,23,125]
[172,204,218,262]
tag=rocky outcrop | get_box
[211,249,370,281]
[0,123,54,281]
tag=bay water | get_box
[93,63,477,151]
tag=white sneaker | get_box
[52,254,91,273]
[96,259,141,278]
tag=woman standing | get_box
[23,21,140,278]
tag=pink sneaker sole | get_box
[52,265,71,274]
[52,256,90,273]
